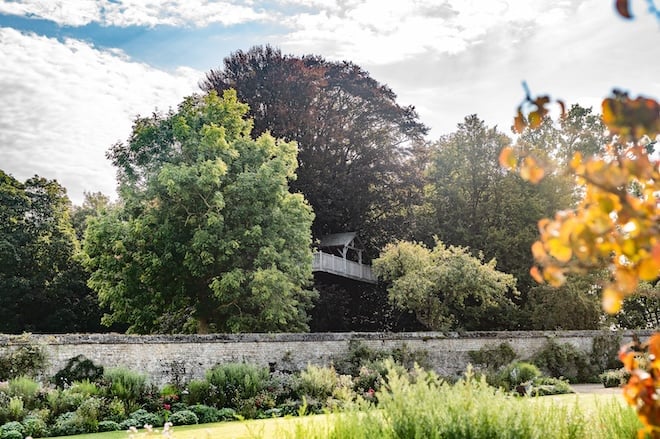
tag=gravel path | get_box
[571,383,622,395]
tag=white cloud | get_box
[0,27,202,204]
[0,0,266,27]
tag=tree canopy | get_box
[202,45,428,251]
[0,171,103,332]
[373,239,518,331]
[84,90,316,334]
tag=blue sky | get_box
[0,0,658,204]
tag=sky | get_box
[0,0,658,205]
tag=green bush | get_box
[297,364,342,400]
[533,339,595,383]
[104,367,148,410]
[205,363,269,409]
[8,376,40,408]
[333,340,382,376]
[129,408,164,427]
[100,397,126,423]
[98,420,121,432]
[216,407,237,421]
[469,342,517,370]
[118,417,140,430]
[0,421,25,439]
[183,379,210,406]
[53,355,104,388]
[45,388,85,417]
[75,397,102,433]
[0,343,47,381]
[591,334,622,372]
[188,404,221,424]
[21,415,49,438]
[51,411,87,437]
[529,377,574,396]
[69,379,100,396]
[169,409,198,426]
[599,369,629,388]
[0,430,22,439]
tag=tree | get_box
[84,90,316,334]
[0,171,103,332]
[421,114,578,303]
[202,45,428,251]
[617,281,660,329]
[71,191,112,241]
[526,272,605,330]
[373,239,518,331]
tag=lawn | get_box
[52,393,633,439]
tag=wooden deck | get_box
[312,251,377,284]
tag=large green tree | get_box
[202,45,428,251]
[84,90,316,334]
[373,240,518,331]
[0,171,103,332]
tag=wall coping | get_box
[0,330,653,346]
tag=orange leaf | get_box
[531,241,547,261]
[520,156,545,184]
[638,257,660,282]
[648,333,660,359]
[547,238,572,263]
[499,147,517,170]
[513,110,527,133]
[530,266,544,283]
[543,265,566,287]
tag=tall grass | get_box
[285,361,640,439]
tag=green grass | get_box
[49,394,638,439]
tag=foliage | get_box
[599,369,629,388]
[103,368,148,411]
[297,365,344,400]
[617,281,660,329]
[526,272,606,330]
[182,379,210,406]
[53,355,104,388]
[500,90,659,316]
[85,90,315,333]
[205,362,269,409]
[21,415,49,438]
[128,409,163,428]
[468,343,518,370]
[97,420,121,432]
[0,171,103,333]
[493,361,541,391]
[202,45,428,250]
[187,404,221,424]
[0,343,47,381]
[7,376,39,409]
[529,376,573,396]
[51,411,88,436]
[374,239,518,331]
[532,339,595,383]
[168,409,198,426]
[590,333,623,372]
[292,362,621,439]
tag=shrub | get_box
[118,418,140,430]
[529,376,574,396]
[169,409,198,426]
[488,361,541,391]
[8,376,40,408]
[599,369,629,388]
[533,339,595,383]
[188,404,221,424]
[46,388,85,417]
[183,379,210,406]
[297,364,342,400]
[75,397,102,433]
[205,363,269,409]
[52,355,103,388]
[389,343,431,371]
[69,379,100,396]
[51,411,87,436]
[0,343,47,381]
[0,421,25,439]
[5,397,24,422]
[101,397,126,423]
[469,343,518,370]
[333,340,383,376]
[98,420,121,432]
[129,408,164,427]
[216,407,237,421]
[21,415,49,438]
[0,430,22,439]
[104,367,148,410]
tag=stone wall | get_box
[0,331,648,386]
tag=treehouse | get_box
[312,232,377,284]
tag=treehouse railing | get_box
[312,251,377,284]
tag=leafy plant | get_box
[0,344,47,381]
[533,339,595,383]
[103,367,148,410]
[205,363,269,409]
[21,415,49,438]
[469,343,518,370]
[169,409,198,426]
[53,355,103,388]
[98,420,121,432]
[599,368,629,388]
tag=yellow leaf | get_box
[547,238,572,263]
[602,286,622,314]
[638,257,660,281]
[499,147,517,170]
[520,156,545,184]
[614,267,639,295]
[543,265,566,287]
